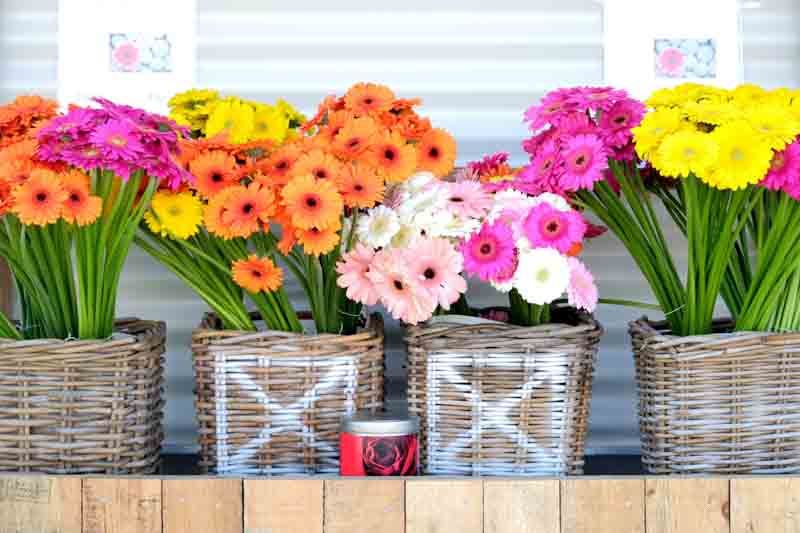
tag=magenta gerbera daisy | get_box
[523,203,586,253]
[761,140,800,199]
[460,221,516,282]
[89,119,144,161]
[600,99,646,147]
[405,237,467,309]
[559,134,609,191]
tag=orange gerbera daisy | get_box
[296,222,341,256]
[220,183,276,238]
[204,187,239,239]
[365,131,418,183]
[271,206,298,254]
[0,138,37,165]
[416,128,457,177]
[231,255,283,293]
[344,83,395,116]
[316,110,351,146]
[395,112,432,141]
[335,165,384,208]
[11,169,67,226]
[282,174,343,230]
[332,116,378,160]
[291,149,345,181]
[0,159,37,188]
[261,142,304,182]
[61,170,102,226]
[190,150,238,199]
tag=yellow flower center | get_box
[535,268,550,283]
[683,148,696,159]
[731,148,745,161]
[168,205,182,217]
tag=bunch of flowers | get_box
[168,89,305,144]
[0,95,59,149]
[0,96,190,340]
[139,83,458,334]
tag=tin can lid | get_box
[340,412,420,436]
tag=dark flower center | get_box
[384,149,396,161]
[614,115,628,125]
[575,155,586,166]
[306,197,318,208]
[211,173,223,182]
[364,98,374,105]
[450,196,463,203]
[315,169,328,179]
[429,147,440,158]
[243,203,254,214]
[276,161,288,170]
[480,243,493,255]
[424,267,436,279]
[545,220,561,234]
[251,269,262,278]
[354,184,364,191]
[70,193,80,202]
[393,280,404,290]
[348,139,360,148]
[36,192,47,203]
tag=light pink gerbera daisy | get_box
[460,221,516,282]
[523,203,587,253]
[443,181,492,218]
[336,244,380,306]
[761,140,800,199]
[405,237,467,309]
[367,248,437,325]
[559,134,609,191]
[567,257,598,313]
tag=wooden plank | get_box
[164,478,242,533]
[731,478,800,533]
[561,479,645,533]
[82,478,162,533]
[244,479,323,533]
[324,479,404,533]
[0,476,81,533]
[406,479,482,533]
[484,479,559,533]
[645,478,729,533]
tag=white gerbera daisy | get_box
[531,192,571,212]
[404,171,437,194]
[487,189,536,223]
[357,206,400,249]
[513,247,570,305]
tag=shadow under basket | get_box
[631,318,800,474]
[192,312,385,475]
[0,319,166,474]
[405,310,602,476]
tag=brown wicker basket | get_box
[0,319,165,474]
[192,312,385,475]
[631,317,800,474]
[406,310,602,476]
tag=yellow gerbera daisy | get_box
[251,104,290,143]
[704,122,773,190]
[656,130,719,179]
[745,104,800,151]
[275,99,306,128]
[144,191,204,240]
[731,83,768,105]
[632,108,684,158]
[683,100,741,126]
[205,98,255,144]
[168,88,219,109]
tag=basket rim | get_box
[0,318,165,348]
[405,308,602,336]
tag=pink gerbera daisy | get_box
[405,237,467,309]
[559,134,608,191]
[336,244,380,306]
[89,119,144,161]
[460,221,516,282]
[523,203,587,253]
[367,248,437,325]
[761,140,800,199]
[567,257,598,313]
[600,99,645,148]
[443,181,492,218]
[566,86,630,113]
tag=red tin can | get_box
[340,413,420,476]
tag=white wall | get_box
[1,0,799,454]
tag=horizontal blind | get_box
[0,0,798,453]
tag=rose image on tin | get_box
[339,413,420,476]
[363,435,418,476]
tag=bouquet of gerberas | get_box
[0,96,191,340]
[139,83,458,334]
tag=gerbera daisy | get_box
[514,247,570,306]
[189,150,238,198]
[631,107,684,158]
[11,169,67,226]
[336,244,380,305]
[296,223,341,256]
[442,181,492,218]
[316,110,352,146]
[89,119,144,161]
[335,165,384,208]
[144,190,203,239]
[762,140,800,197]
[366,131,417,183]
[523,203,587,254]
[344,83,396,116]
[416,128,457,177]
[219,183,275,238]
[745,104,800,151]
[281,174,343,230]
[232,255,283,293]
[706,122,773,190]
[566,257,598,313]
[61,170,102,226]
[205,98,255,144]
[395,113,432,141]
[600,99,645,148]
[291,149,344,181]
[366,248,437,325]
[0,159,36,188]
[332,116,378,160]
[251,103,290,142]
[262,143,304,182]
[461,221,517,282]
[656,130,719,179]
[356,205,401,248]
[559,134,609,191]
[405,237,466,309]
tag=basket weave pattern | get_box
[193,313,385,475]
[406,313,601,476]
[631,318,800,474]
[0,319,165,474]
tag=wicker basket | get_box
[406,310,602,476]
[631,317,800,474]
[0,319,165,474]
[193,312,385,475]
